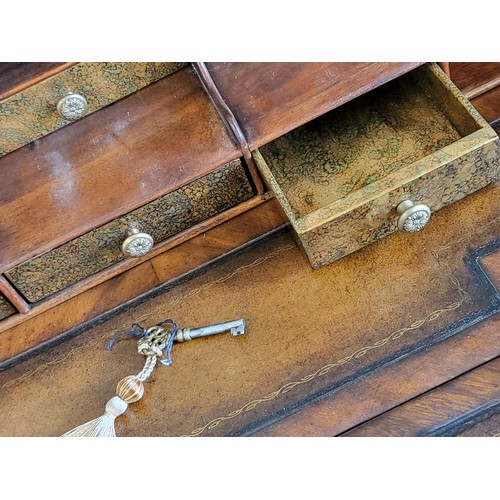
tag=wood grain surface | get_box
[0,63,75,100]
[192,62,265,195]
[341,356,500,437]
[0,63,498,437]
[0,66,242,271]
[254,232,500,437]
[450,62,500,98]
[0,194,272,338]
[438,62,450,76]
[455,406,500,436]
[470,85,500,123]
[206,62,422,149]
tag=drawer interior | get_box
[258,64,486,220]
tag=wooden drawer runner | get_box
[0,62,187,156]
[5,159,253,302]
[255,63,500,269]
[0,294,15,320]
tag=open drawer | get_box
[254,63,500,269]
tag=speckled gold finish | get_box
[297,139,499,268]
[0,294,15,321]
[0,62,187,156]
[256,63,500,269]
[6,159,254,302]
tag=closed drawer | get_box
[0,62,187,156]
[5,159,253,302]
[254,63,500,269]
[0,294,15,320]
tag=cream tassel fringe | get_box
[61,321,168,437]
[62,396,128,437]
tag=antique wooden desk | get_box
[0,62,498,436]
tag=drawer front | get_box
[0,62,187,156]
[0,294,15,320]
[6,159,253,302]
[255,63,500,269]
[298,138,500,268]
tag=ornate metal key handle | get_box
[62,318,245,437]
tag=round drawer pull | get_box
[57,94,88,120]
[397,200,431,232]
[122,228,154,258]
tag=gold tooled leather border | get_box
[182,273,469,437]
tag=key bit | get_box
[174,318,246,343]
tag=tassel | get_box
[61,320,175,437]
[60,316,244,436]
[62,396,128,437]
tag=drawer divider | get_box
[0,276,30,314]
[193,62,265,195]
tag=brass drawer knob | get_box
[397,200,431,232]
[57,93,88,120]
[122,228,154,258]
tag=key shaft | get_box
[175,318,245,342]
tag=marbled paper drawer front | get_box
[255,63,500,269]
[5,159,254,302]
[0,294,15,321]
[0,62,187,156]
[298,139,500,268]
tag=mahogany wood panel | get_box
[206,62,423,149]
[0,66,241,271]
[455,407,500,436]
[0,63,75,100]
[150,197,287,283]
[192,62,264,195]
[480,250,500,287]
[0,276,29,314]
[437,62,450,77]
[450,62,500,99]
[252,315,500,436]
[0,198,287,364]
[341,357,500,437]
[470,85,500,123]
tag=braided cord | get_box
[136,355,157,382]
[106,318,178,383]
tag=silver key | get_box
[174,318,246,343]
